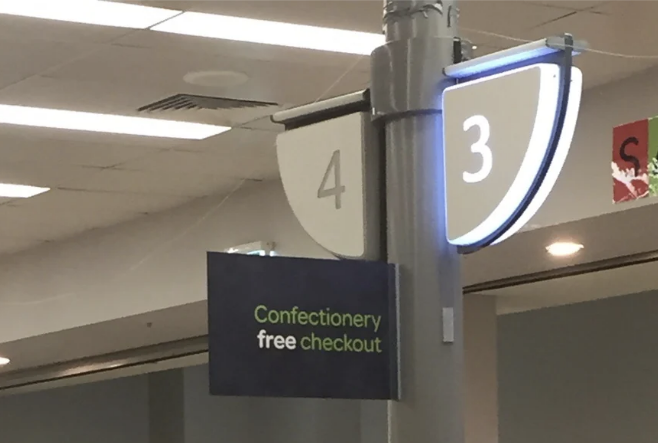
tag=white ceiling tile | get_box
[39,44,369,109]
[0,162,99,188]
[528,1,605,10]
[176,128,277,153]
[0,73,286,130]
[119,150,222,175]
[522,9,658,87]
[137,104,284,129]
[133,0,382,33]
[459,1,573,34]
[590,0,646,14]
[0,15,134,44]
[66,169,242,197]
[0,235,43,256]
[241,116,284,133]
[120,127,278,180]
[114,27,374,71]
[0,74,165,115]
[526,6,658,51]
[0,190,190,240]
[119,147,279,181]
[28,189,191,215]
[0,135,162,168]
[0,36,100,90]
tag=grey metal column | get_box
[371,1,463,442]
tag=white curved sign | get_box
[443,63,583,248]
[276,112,380,259]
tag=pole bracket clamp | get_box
[371,37,455,120]
[383,0,444,26]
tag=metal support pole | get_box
[371,1,463,442]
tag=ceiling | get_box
[0,1,657,255]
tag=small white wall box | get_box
[225,241,275,256]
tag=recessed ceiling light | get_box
[0,183,49,199]
[0,357,10,366]
[0,1,181,29]
[546,241,583,257]
[0,105,230,140]
[151,12,384,55]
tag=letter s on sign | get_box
[462,115,493,184]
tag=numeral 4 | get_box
[317,150,346,209]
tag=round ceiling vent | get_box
[183,70,249,88]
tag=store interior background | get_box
[2,289,657,443]
[2,1,658,442]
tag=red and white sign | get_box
[612,119,649,203]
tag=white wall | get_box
[532,65,658,229]
[0,181,330,344]
[498,290,658,443]
[0,375,149,443]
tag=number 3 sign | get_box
[443,63,583,251]
[276,43,583,258]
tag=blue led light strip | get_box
[444,35,586,80]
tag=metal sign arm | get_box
[444,34,588,80]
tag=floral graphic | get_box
[613,118,649,204]
[612,161,649,202]
[650,157,658,197]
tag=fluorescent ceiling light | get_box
[0,357,10,366]
[0,0,181,29]
[546,241,583,257]
[152,12,384,55]
[0,183,49,199]
[0,105,230,140]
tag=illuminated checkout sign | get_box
[444,39,584,251]
[274,36,585,257]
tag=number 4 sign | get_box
[276,112,382,260]
[276,37,584,258]
[317,150,346,209]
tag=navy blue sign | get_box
[207,252,399,400]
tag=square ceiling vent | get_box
[137,94,282,129]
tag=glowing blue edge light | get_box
[492,67,583,244]
[445,63,561,247]
[445,40,558,79]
